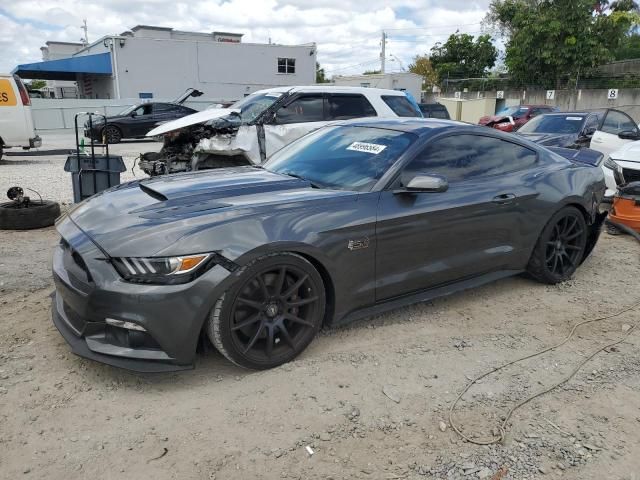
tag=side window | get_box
[274,95,324,125]
[326,94,376,120]
[403,135,538,183]
[134,105,152,116]
[601,110,637,134]
[153,103,175,113]
[381,95,421,117]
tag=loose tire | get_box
[0,200,61,230]
[206,253,326,370]
[527,206,587,284]
[102,125,122,144]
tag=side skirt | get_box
[333,270,523,327]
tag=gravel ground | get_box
[0,220,639,479]
[0,133,158,205]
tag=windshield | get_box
[117,104,138,116]
[497,106,529,119]
[519,115,585,134]
[264,126,416,192]
[230,91,284,122]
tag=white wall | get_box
[333,73,423,100]
[114,37,316,100]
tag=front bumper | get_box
[51,217,234,372]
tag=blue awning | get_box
[12,53,112,81]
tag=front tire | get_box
[527,206,588,284]
[206,253,326,370]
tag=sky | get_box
[0,0,493,77]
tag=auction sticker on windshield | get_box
[346,142,387,154]
[566,117,583,121]
[0,79,17,106]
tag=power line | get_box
[324,58,381,74]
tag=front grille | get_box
[623,168,640,184]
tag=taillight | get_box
[13,74,31,106]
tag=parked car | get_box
[0,73,41,161]
[479,104,557,132]
[418,102,450,119]
[517,109,640,198]
[52,118,605,372]
[139,86,424,175]
[84,88,203,144]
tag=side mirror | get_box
[397,173,449,193]
[618,130,640,140]
[582,126,596,137]
[130,111,137,118]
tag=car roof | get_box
[333,117,468,136]
[541,110,604,117]
[251,85,408,96]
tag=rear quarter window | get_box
[381,95,421,117]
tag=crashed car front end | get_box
[140,91,288,176]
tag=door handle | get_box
[492,193,516,204]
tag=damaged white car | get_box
[140,86,423,175]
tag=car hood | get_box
[68,167,354,257]
[146,108,240,136]
[517,132,577,147]
[610,140,640,163]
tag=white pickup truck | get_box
[0,73,40,160]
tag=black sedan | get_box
[84,102,198,143]
[516,111,602,148]
[52,118,606,372]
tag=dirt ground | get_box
[0,226,639,480]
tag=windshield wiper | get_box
[279,171,322,189]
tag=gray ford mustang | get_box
[52,118,606,372]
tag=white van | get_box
[0,74,41,160]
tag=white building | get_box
[39,41,84,98]
[332,72,423,102]
[15,25,317,102]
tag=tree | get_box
[429,33,498,82]
[486,0,639,88]
[27,79,47,90]
[408,55,439,88]
[614,32,640,59]
[316,62,329,83]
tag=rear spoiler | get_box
[547,147,604,167]
[173,88,204,105]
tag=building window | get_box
[278,58,296,74]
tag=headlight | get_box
[112,254,212,284]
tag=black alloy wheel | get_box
[207,253,325,369]
[103,125,122,144]
[527,206,588,284]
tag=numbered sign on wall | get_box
[496,90,504,99]
[546,90,555,100]
[454,91,462,99]
[608,89,619,100]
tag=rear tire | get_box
[103,125,122,144]
[206,253,326,370]
[527,206,587,284]
[0,200,61,230]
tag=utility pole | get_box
[380,31,386,74]
[80,19,88,45]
